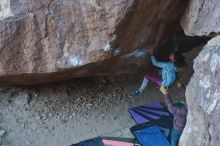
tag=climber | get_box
[132,49,186,96]
[160,87,188,146]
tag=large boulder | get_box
[0,0,186,85]
[181,0,220,36]
[179,36,220,146]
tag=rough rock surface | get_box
[0,0,185,85]
[179,36,220,146]
[0,47,198,146]
[181,0,220,36]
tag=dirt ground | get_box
[0,48,200,146]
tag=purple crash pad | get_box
[128,102,171,124]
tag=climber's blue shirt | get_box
[151,55,177,87]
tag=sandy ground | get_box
[0,48,200,146]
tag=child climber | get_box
[160,87,188,146]
[132,50,185,96]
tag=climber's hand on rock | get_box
[177,81,182,88]
[160,86,168,95]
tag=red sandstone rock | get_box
[0,0,185,85]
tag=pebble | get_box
[27,93,33,105]
[0,130,6,136]
[36,116,41,120]
[26,141,31,145]
[61,119,67,124]
[15,96,28,106]
[100,78,108,85]
[72,112,76,117]
[48,113,52,118]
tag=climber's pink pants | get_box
[144,73,162,87]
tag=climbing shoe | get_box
[132,90,142,97]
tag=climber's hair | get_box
[173,52,186,68]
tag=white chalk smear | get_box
[126,49,148,58]
[63,42,69,57]
[186,127,192,133]
[199,75,211,89]
[207,99,217,114]
[67,56,85,67]
[113,48,121,56]
[206,90,220,114]
[206,90,211,98]
[201,52,210,62]
[0,0,14,20]
[101,41,111,51]
[210,53,219,72]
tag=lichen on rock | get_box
[0,0,14,20]
[179,36,220,146]
[181,0,220,36]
